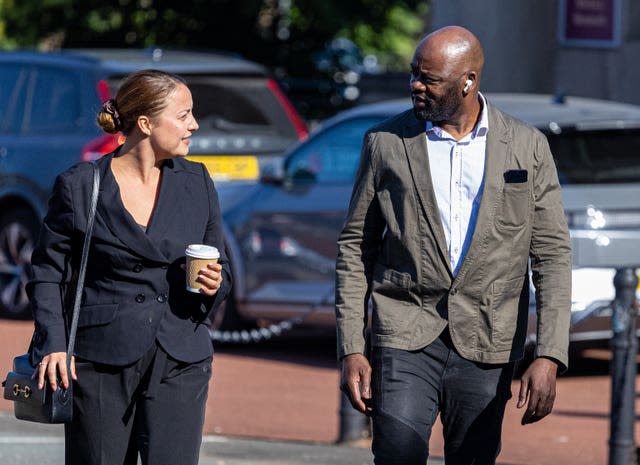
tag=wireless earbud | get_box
[463,79,473,92]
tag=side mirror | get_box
[259,158,285,185]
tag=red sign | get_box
[559,0,621,47]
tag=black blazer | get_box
[28,152,232,366]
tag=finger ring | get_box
[38,362,44,366]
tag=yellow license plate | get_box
[187,155,259,181]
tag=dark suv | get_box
[0,48,307,318]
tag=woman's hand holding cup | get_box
[185,244,222,296]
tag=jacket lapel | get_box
[401,114,452,276]
[145,159,188,248]
[97,154,169,263]
[453,103,511,284]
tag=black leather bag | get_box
[3,354,73,423]
[2,161,100,423]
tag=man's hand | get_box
[340,353,373,415]
[517,357,559,425]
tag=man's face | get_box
[409,43,463,123]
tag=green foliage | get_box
[0,0,429,72]
[343,2,429,71]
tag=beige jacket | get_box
[335,102,572,370]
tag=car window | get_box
[108,75,277,134]
[24,66,80,134]
[188,79,271,131]
[549,129,640,184]
[0,63,28,134]
[285,116,383,183]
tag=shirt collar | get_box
[425,92,489,141]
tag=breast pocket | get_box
[497,182,530,229]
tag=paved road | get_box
[2,319,640,465]
[0,412,445,465]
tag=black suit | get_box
[29,152,231,365]
[28,152,232,465]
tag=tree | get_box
[0,0,428,71]
[0,0,429,119]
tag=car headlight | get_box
[567,206,640,230]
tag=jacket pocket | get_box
[489,276,526,348]
[371,265,415,336]
[497,182,529,229]
[77,303,118,328]
[372,265,413,300]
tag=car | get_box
[0,48,307,318]
[214,93,640,348]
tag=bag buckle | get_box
[12,383,32,398]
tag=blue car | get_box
[216,94,640,349]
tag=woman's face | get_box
[149,83,199,158]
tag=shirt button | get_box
[156,294,168,303]
[135,293,146,303]
[133,263,143,273]
[161,265,168,270]
[450,288,458,296]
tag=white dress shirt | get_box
[426,94,489,275]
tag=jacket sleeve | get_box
[529,131,572,372]
[200,164,232,316]
[28,170,77,363]
[335,131,385,359]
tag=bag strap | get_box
[65,161,100,367]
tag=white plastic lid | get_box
[185,244,220,259]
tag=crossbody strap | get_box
[65,161,100,366]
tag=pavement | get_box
[0,411,446,465]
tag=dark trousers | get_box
[371,331,515,465]
[65,342,212,465]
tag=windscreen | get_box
[549,128,640,184]
[107,75,285,136]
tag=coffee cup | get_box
[185,244,220,293]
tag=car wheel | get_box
[210,297,244,332]
[0,207,39,319]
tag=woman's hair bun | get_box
[97,98,122,134]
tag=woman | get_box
[28,69,231,465]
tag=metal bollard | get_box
[608,267,639,465]
[338,391,371,444]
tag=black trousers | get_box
[371,330,515,465]
[65,342,212,465]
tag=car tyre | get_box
[0,207,39,319]
[210,297,245,332]
[209,298,261,344]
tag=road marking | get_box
[201,435,231,443]
[0,436,63,443]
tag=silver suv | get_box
[493,94,640,348]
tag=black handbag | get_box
[2,161,100,423]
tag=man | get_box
[335,26,571,465]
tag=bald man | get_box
[335,26,571,464]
